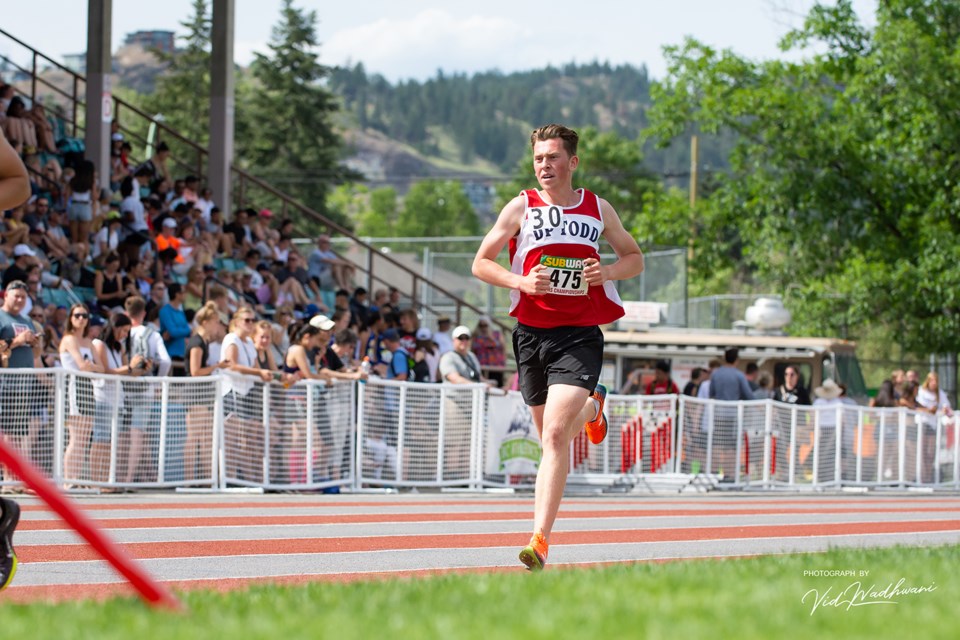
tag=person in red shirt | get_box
[472,124,644,571]
[645,360,679,395]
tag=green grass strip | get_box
[4,544,956,639]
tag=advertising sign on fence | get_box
[485,393,542,477]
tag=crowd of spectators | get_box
[0,86,513,387]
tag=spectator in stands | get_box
[65,160,95,245]
[4,97,38,155]
[2,203,30,248]
[1,244,35,289]
[645,360,680,395]
[60,303,104,487]
[709,348,754,478]
[123,295,172,484]
[471,316,506,387]
[753,370,774,399]
[696,359,723,401]
[813,379,849,482]
[745,362,760,391]
[184,301,230,481]
[890,369,905,399]
[432,315,453,356]
[183,266,205,314]
[138,141,171,190]
[91,210,122,265]
[272,234,292,265]
[917,372,951,483]
[219,307,273,480]
[159,283,192,375]
[90,313,143,486]
[145,280,167,321]
[128,260,152,298]
[309,234,355,291]
[0,280,40,479]
[277,251,319,306]
[380,328,409,382]
[682,367,705,396]
[619,368,643,394]
[118,173,151,265]
[439,325,488,385]
[773,365,811,405]
[348,287,369,328]
[871,379,898,480]
[223,208,254,257]
[93,252,131,312]
[397,308,419,358]
[44,206,86,269]
[411,327,439,383]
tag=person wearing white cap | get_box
[1,245,36,290]
[471,123,644,571]
[412,326,438,382]
[438,325,485,385]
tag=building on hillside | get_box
[124,30,175,54]
[62,53,86,74]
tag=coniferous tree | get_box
[235,0,351,225]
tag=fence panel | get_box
[3,370,956,493]
[356,378,484,488]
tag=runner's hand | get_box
[583,257,605,286]
[519,263,551,295]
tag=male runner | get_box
[472,124,644,570]
[0,125,32,589]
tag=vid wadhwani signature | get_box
[802,578,938,615]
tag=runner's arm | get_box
[472,196,550,295]
[0,127,30,210]
[583,199,644,286]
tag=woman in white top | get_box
[916,372,952,483]
[219,307,272,482]
[59,303,105,487]
[90,313,145,485]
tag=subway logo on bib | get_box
[540,254,588,296]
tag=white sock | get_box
[591,398,600,420]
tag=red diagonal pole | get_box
[0,441,181,610]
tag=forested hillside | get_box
[328,61,729,178]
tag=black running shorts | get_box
[512,323,604,406]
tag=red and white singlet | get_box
[508,188,625,328]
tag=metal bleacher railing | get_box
[1,368,956,494]
[0,27,501,333]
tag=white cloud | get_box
[322,9,539,81]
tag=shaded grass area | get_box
[4,544,956,640]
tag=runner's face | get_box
[533,138,577,191]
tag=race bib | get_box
[540,255,588,296]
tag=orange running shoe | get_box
[519,531,548,571]
[584,384,608,445]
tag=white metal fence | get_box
[0,370,956,493]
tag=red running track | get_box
[3,493,960,603]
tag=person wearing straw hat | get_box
[813,378,846,483]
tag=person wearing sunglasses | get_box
[0,124,32,592]
[59,304,104,487]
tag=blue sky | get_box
[5,0,877,82]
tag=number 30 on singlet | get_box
[540,255,588,296]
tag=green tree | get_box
[647,0,960,353]
[142,0,211,159]
[234,0,351,226]
[329,184,399,237]
[395,180,479,251]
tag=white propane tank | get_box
[744,297,791,331]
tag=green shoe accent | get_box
[519,545,545,571]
